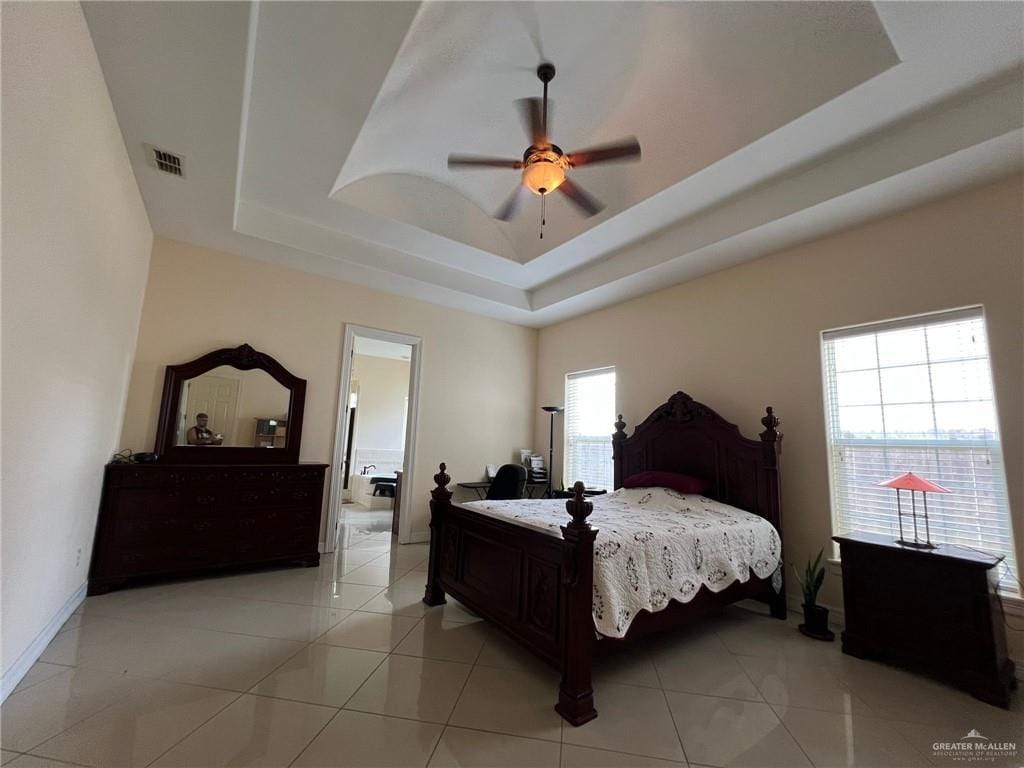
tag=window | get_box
[822,307,1017,594]
[564,367,616,490]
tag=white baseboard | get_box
[409,529,430,544]
[2,581,86,702]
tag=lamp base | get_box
[896,538,936,550]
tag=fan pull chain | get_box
[540,193,546,239]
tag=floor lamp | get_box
[541,406,564,498]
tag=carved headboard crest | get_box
[662,391,713,422]
[609,390,783,531]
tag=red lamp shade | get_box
[878,472,950,494]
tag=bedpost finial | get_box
[613,414,626,439]
[565,481,593,528]
[760,407,780,442]
[432,462,452,502]
[434,462,450,487]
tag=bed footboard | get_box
[422,465,599,725]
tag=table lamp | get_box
[879,471,950,549]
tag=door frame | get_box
[325,324,423,550]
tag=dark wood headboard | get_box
[612,391,783,531]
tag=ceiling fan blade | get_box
[448,154,523,170]
[566,137,641,167]
[558,178,604,217]
[495,185,531,221]
[516,97,551,145]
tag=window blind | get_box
[564,367,616,491]
[821,307,1018,594]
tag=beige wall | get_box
[351,354,411,457]
[119,237,537,539]
[535,174,1024,655]
[1,3,153,688]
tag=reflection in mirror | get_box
[175,365,291,448]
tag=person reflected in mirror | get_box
[186,413,223,445]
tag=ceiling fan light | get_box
[522,161,565,196]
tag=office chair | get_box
[486,463,527,500]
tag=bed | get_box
[422,390,786,726]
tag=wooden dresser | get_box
[834,531,1015,707]
[90,344,328,595]
[89,462,326,594]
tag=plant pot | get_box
[799,603,835,641]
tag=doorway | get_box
[180,374,240,442]
[326,325,422,549]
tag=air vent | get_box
[144,143,185,178]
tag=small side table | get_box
[552,488,607,499]
[833,531,1015,708]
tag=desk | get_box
[457,480,548,500]
[552,488,607,499]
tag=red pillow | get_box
[623,471,708,494]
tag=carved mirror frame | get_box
[154,344,307,465]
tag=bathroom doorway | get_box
[327,325,421,549]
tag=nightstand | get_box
[833,531,1015,708]
[551,488,607,499]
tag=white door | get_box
[184,375,240,442]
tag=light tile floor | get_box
[3,510,1021,767]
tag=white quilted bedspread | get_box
[462,487,781,638]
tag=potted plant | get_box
[793,549,834,641]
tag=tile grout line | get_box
[139,688,246,768]
[719,621,976,766]
[287,539,422,767]
[6,662,76,698]
[9,534,413,765]
[13,673,138,757]
[651,654,691,766]
[284,706,345,768]
[22,569,396,765]
[768,706,818,768]
[719,625,858,768]
[68,608,352,645]
[330,614,424,715]
[19,531,1008,768]
[19,753,90,767]
[70,561,441,649]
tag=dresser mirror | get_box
[154,344,307,464]
[175,366,291,448]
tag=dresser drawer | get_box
[235,481,321,509]
[235,466,325,486]
[107,466,235,490]
[90,463,327,593]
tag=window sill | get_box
[1000,593,1024,619]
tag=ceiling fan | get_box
[447,62,642,237]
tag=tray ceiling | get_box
[330,2,898,263]
[83,1,1024,326]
